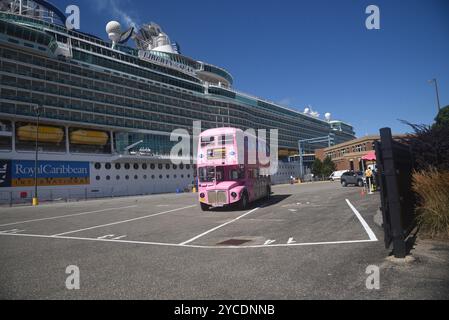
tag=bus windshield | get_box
[199,166,225,183]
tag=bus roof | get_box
[200,127,243,137]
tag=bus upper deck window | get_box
[201,136,215,147]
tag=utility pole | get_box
[33,105,41,206]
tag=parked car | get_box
[329,170,349,181]
[341,171,365,187]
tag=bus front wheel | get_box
[200,203,210,211]
[239,193,249,210]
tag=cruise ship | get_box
[0,0,356,204]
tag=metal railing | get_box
[0,185,195,207]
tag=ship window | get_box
[116,175,120,180]
[173,165,177,170]
[115,163,121,170]
[150,164,156,170]
[105,163,112,170]
[159,175,163,179]
[142,164,148,170]
[186,165,191,170]
[165,164,170,170]
[133,163,139,170]
[94,163,101,170]
[134,175,138,180]
[180,164,184,170]
[143,175,147,180]
[166,175,170,179]
[106,176,111,181]
[152,175,155,179]
[125,175,130,180]
[174,175,177,179]
[125,163,130,170]
[158,164,163,170]
[181,175,184,179]
[96,176,101,181]
[0,119,13,151]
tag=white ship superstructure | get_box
[0,0,355,204]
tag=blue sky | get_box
[56,0,449,137]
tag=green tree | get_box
[312,158,323,179]
[322,156,336,178]
[435,105,449,127]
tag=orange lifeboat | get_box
[70,129,109,146]
[16,125,64,143]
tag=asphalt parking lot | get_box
[1,182,448,299]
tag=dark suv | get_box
[341,171,364,187]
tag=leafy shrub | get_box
[412,168,449,239]
[402,121,449,171]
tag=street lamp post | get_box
[33,105,41,206]
[428,78,441,113]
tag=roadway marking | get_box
[0,205,138,227]
[346,199,378,241]
[264,239,276,245]
[288,237,296,244]
[98,235,127,240]
[0,232,378,249]
[179,207,260,246]
[51,205,196,237]
[0,229,26,234]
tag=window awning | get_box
[362,151,376,161]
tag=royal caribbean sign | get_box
[0,160,90,187]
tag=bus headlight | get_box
[231,192,237,199]
[200,193,205,199]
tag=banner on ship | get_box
[0,160,90,187]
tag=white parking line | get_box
[179,207,260,245]
[0,229,26,234]
[51,205,196,237]
[346,199,378,241]
[0,232,377,249]
[0,205,138,227]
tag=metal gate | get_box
[375,128,416,258]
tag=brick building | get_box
[315,135,406,172]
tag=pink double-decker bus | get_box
[197,127,271,211]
